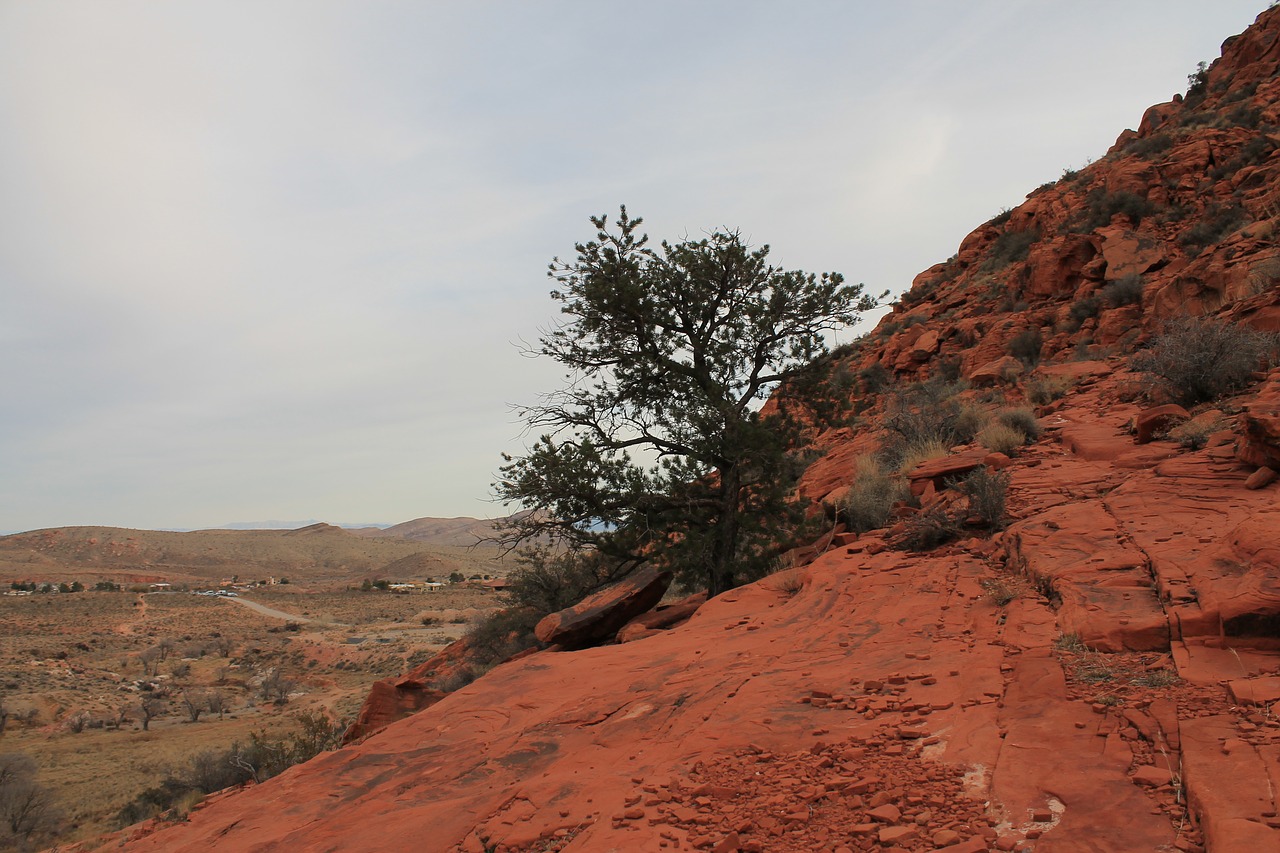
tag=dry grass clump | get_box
[896,439,949,474]
[842,456,908,533]
[977,421,1025,455]
[1026,374,1075,405]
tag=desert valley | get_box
[7,6,1280,853]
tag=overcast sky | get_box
[0,1,1268,533]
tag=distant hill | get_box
[214,519,393,531]
[353,515,507,548]
[0,522,502,585]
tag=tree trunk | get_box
[708,465,741,596]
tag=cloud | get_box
[0,0,1268,531]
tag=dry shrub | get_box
[977,421,1025,455]
[959,467,1012,529]
[1026,375,1074,405]
[1131,317,1279,405]
[898,507,961,552]
[996,407,1042,441]
[842,456,907,533]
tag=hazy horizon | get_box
[1,1,1269,533]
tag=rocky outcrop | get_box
[1238,367,1280,468]
[534,565,672,649]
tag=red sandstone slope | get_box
[91,9,1280,853]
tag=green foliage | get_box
[1185,60,1210,108]
[1069,189,1155,233]
[858,362,891,395]
[1067,295,1103,330]
[1179,204,1248,257]
[1126,132,1173,160]
[495,208,881,595]
[464,607,543,668]
[982,229,1039,271]
[1007,328,1043,367]
[1100,274,1144,308]
[1131,316,1279,405]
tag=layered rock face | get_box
[85,8,1280,853]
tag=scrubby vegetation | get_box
[1132,317,1279,404]
[842,457,907,534]
[115,711,345,827]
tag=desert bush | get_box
[0,752,61,847]
[842,456,908,534]
[465,607,543,668]
[980,575,1033,607]
[953,402,991,440]
[983,228,1039,270]
[898,507,961,552]
[1067,295,1103,330]
[1131,317,1279,404]
[1070,189,1156,233]
[996,407,1042,441]
[116,711,345,828]
[894,439,950,475]
[1026,375,1074,405]
[1127,132,1173,160]
[976,421,1026,455]
[503,547,637,617]
[1101,274,1144,307]
[958,467,1012,529]
[857,363,891,395]
[1247,257,1280,296]
[880,378,977,465]
[1008,328,1043,366]
[1179,204,1248,257]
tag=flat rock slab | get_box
[1182,715,1280,851]
[993,652,1174,852]
[1005,500,1168,651]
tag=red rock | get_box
[616,592,707,642]
[1244,466,1277,489]
[1131,765,1173,787]
[709,832,740,853]
[983,452,1011,470]
[867,803,901,823]
[907,449,989,491]
[534,565,672,648]
[969,355,1024,386]
[878,825,918,845]
[1135,404,1190,443]
[933,840,988,853]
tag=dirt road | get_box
[219,595,321,623]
